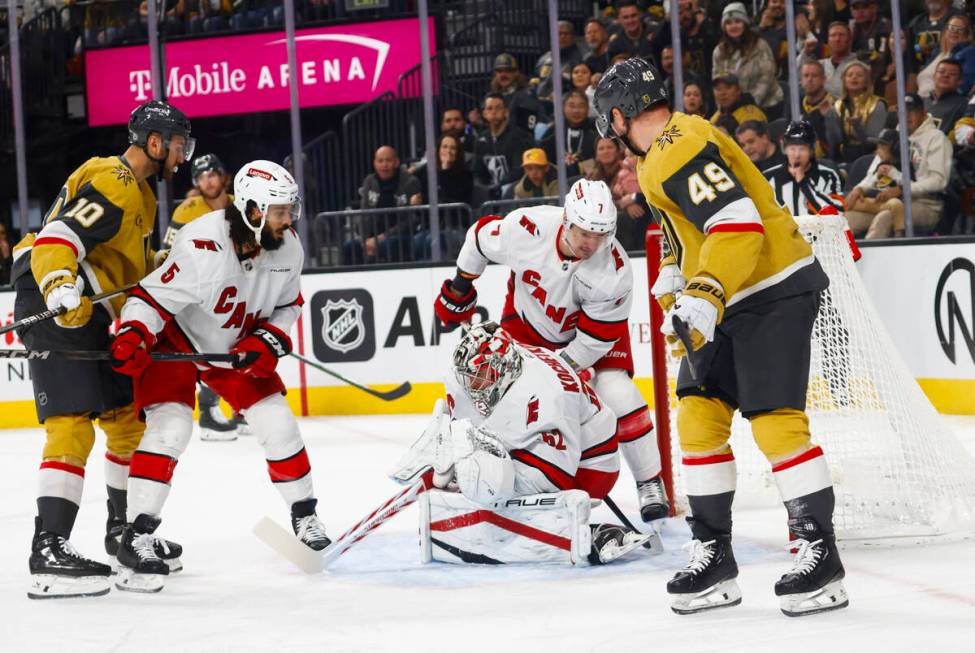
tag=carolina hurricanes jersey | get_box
[456,205,633,370]
[444,344,616,496]
[119,210,304,365]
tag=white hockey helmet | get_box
[564,178,617,237]
[452,321,523,416]
[232,160,302,238]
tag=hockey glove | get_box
[110,321,155,377]
[231,325,292,378]
[41,273,93,329]
[651,256,686,312]
[434,279,477,327]
[661,276,724,357]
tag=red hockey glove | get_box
[110,321,155,377]
[434,279,477,327]
[231,325,292,378]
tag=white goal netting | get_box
[656,215,975,540]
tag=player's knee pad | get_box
[677,395,734,454]
[99,403,145,459]
[42,413,96,467]
[245,393,302,459]
[141,402,194,459]
[455,449,516,505]
[592,369,645,416]
[749,408,812,463]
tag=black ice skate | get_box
[775,517,849,617]
[667,521,741,614]
[105,500,183,573]
[28,517,112,599]
[636,475,670,522]
[115,514,170,593]
[291,499,332,551]
[199,402,239,441]
[587,523,656,564]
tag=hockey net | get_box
[646,214,975,540]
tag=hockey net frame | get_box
[645,215,975,541]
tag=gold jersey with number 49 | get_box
[636,112,826,315]
[11,155,158,318]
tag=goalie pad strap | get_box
[431,509,572,551]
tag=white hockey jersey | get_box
[444,343,617,496]
[120,210,303,364]
[456,205,633,369]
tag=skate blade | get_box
[199,427,237,442]
[780,580,849,617]
[28,574,111,599]
[164,556,183,573]
[253,516,324,574]
[115,567,166,593]
[671,579,742,615]
[598,530,662,563]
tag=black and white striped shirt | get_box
[764,161,844,216]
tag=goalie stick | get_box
[253,470,434,573]
[290,351,412,401]
[0,349,259,366]
[0,282,137,337]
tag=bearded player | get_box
[594,58,847,616]
[434,178,669,523]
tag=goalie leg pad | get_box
[421,489,591,565]
[126,402,193,522]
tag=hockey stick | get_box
[289,351,412,401]
[0,349,258,365]
[0,282,137,337]
[603,495,664,555]
[671,314,700,383]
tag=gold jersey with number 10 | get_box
[636,112,826,317]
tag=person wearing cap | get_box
[606,0,656,64]
[12,99,193,599]
[844,128,906,239]
[825,60,887,164]
[849,0,890,92]
[925,58,967,138]
[764,120,844,217]
[473,92,535,195]
[734,120,785,173]
[490,53,545,135]
[712,2,783,117]
[165,154,231,248]
[709,73,768,133]
[513,148,559,199]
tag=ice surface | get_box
[1,415,974,652]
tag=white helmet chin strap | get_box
[245,205,266,241]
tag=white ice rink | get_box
[1,414,974,652]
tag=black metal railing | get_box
[478,195,560,218]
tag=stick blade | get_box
[253,516,325,574]
[371,381,412,401]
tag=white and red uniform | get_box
[445,343,620,500]
[456,206,661,482]
[119,210,313,520]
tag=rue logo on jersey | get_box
[311,289,376,363]
[934,258,975,365]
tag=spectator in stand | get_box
[918,15,975,97]
[909,0,962,69]
[584,18,612,74]
[414,134,474,260]
[800,60,835,159]
[344,146,422,264]
[490,54,545,134]
[0,222,11,286]
[843,129,907,238]
[541,90,598,179]
[710,73,768,133]
[651,0,716,82]
[712,2,784,118]
[569,62,598,117]
[847,96,952,237]
[826,60,887,164]
[587,138,647,250]
[758,0,789,80]
[794,5,822,65]
[805,0,832,49]
[925,59,967,137]
[849,0,890,93]
[189,0,233,33]
[537,21,589,83]
[607,0,656,64]
[441,107,475,164]
[513,149,559,200]
[764,120,844,216]
[811,22,858,99]
[736,120,786,173]
[682,81,710,118]
[879,30,919,105]
[473,92,535,197]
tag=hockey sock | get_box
[267,447,314,505]
[104,452,130,522]
[771,446,836,535]
[37,460,85,537]
[128,452,178,522]
[247,394,315,505]
[683,449,736,538]
[198,384,220,409]
[616,406,662,481]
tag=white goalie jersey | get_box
[120,210,303,361]
[456,205,634,370]
[443,343,618,496]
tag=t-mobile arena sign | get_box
[85,17,435,126]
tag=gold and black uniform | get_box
[164,194,232,247]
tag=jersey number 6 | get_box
[687,162,735,205]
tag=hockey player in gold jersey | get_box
[594,58,848,617]
[12,100,193,599]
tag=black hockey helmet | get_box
[782,120,816,148]
[593,57,669,140]
[128,100,195,177]
[191,153,227,184]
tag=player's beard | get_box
[260,223,287,251]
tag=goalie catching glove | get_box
[661,276,725,357]
[651,255,686,312]
[41,272,92,329]
[231,324,292,378]
[434,279,478,327]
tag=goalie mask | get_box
[452,322,523,416]
[232,160,302,240]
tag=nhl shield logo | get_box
[322,299,365,354]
